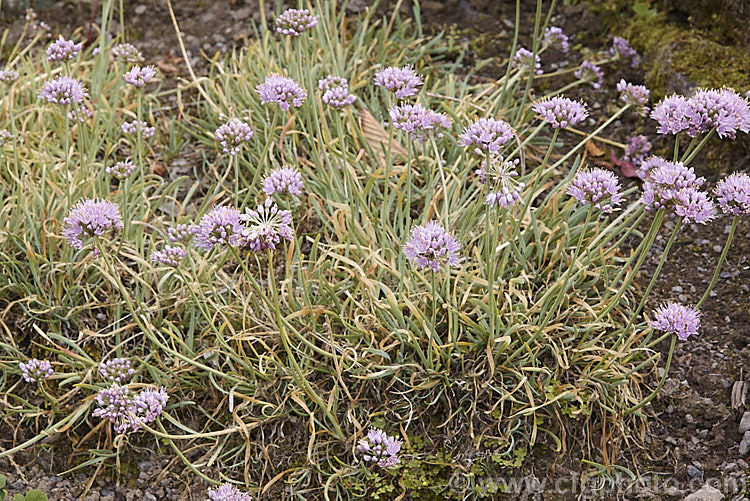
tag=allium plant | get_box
[275,8,317,37]
[0,69,20,83]
[168,223,198,243]
[542,26,569,53]
[567,168,622,214]
[389,103,452,142]
[651,303,700,341]
[121,119,155,139]
[99,358,135,383]
[106,159,136,180]
[92,384,134,434]
[111,43,144,63]
[19,359,53,383]
[256,75,307,111]
[46,36,82,62]
[610,36,640,67]
[651,95,690,135]
[624,135,652,167]
[403,221,461,272]
[38,76,88,105]
[215,118,254,156]
[532,97,588,128]
[714,172,750,215]
[130,387,169,431]
[67,104,93,123]
[477,156,525,208]
[123,65,157,88]
[0,129,13,145]
[574,61,603,89]
[636,155,673,180]
[239,198,294,252]
[194,206,244,251]
[617,80,650,116]
[151,245,187,267]
[207,483,252,501]
[374,66,423,100]
[459,118,515,155]
[641,161,704,211]
[357,428,403,467]
[63,199,124,256]
[318,76,357,109]
[687,88,750,139]
[262,166,304,197]
[513,47,542,75]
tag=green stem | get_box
[625,335,676,415]
[681,128,716,166]
[696,215,737,308]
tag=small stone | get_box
[686,413,695,424]
[713,245,723,253]
[678,294,688,302]
[740,411,750,433]
[672,285,684,293]
[684,484,724,501]
[134,5,147,15]
[143,494,157,501]
[739,431,750,456]
[687,464,703,479]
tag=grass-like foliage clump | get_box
[1,0,749,498]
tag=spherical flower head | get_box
[623,135,652,167]
[121,120,155,139]
[389,103,452,142]
[610,36,640,67]
[38,76,88,105]
[477,156,525,208]
[322,85,357,109]
[650,303,700,340]
[111,43,144,64]
[0,69,20,83]
[239,198,294,252]
[263,166,304,197]
[275,8,317,36]
[0,129,14,146]
[214,118,254,156]
[106,159,136,180]
[168,223,198,243]
[63,199,123,256]
[123,65,156,88]
[130,386,168,430]
[256,74,307,111]
[99,358,135,384]
[651,94,690,135]
[207,483,252,501]
[195,206,244,252]
[714,172,750,215]
[567,168,623,213]
[673,187,716,224]
[513,47,542,75]
[532,97,588,128]
[688,88,750,139]
[357,428,403,468]
[374,66,423,100]
[318,76,348,92]
[19,359,53,383]
[542,26,569,53]
[641,161,704,211]
[151,245,187,267]
[403,221,461,272]
[92,384,135,434]
[574,61,603,89]
[617,80,650,116]
[636,155,672,181]
[459,118,515,156]
[46,36,82,62]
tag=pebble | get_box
[687,464,703,479]
[672,285,684,293]
[685,413,694,424]
[740,411,750,433]
[134,5,147,15]
[739,431,750,456]
[143,493,157,501]
[713,244,723,253]
[678,294,688,302]
[684,484,723,501]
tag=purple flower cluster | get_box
[106,159,136,180]
[168,223,198,243]
[610,36,640,68]
[357,428,403,468]
[374,66,423,100]
[123,65,157,88]
[63,199,123,255]
[318,76,356,109]
[256,75,307,111]
[214,118,254,156]
[389,103,452,142]
[19,358,53,383]
[121,120,155,139]
[0,69,20,83]
[46,36,82,62]
[111,43,144,64]
[275,8,317,37]
[460,118,515,156]
[513,47,542,75]
[38,76,88,105]
[403,221,461,272]
[651,89,750,139]
[714,173,750,215]
[0,129,13,145]
[67,104,93,123]
[650,303,700,340]
[617,79,650,116]
[477,156,525,208]
[542,26,569,53]
[636,155,672,180]
[567,168,623,213]
[93,384,168,434]
[263,166,304,197]
[99,358,135,383]
[207,483,252,501]
[641,162,715,224]
[151,245,187,266]
[532,97,588,128]
[194,206,244,251]
[574,61,603,89]
[623,135,652,167]
[239,198,294,252]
